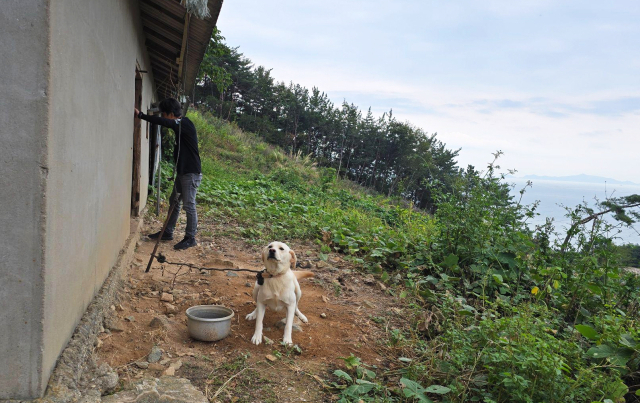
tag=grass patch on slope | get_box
[188,110,437,272]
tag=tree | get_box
[561,194,640,253]
[194,29,462,210]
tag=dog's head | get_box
[262,241,296,275]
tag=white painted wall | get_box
[0,0,155,398]
[45,0,154,390]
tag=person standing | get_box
[135,98,202,250]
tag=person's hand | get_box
[134,107,140,117]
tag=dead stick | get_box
[145,202,177,273]
[211,367,251,400]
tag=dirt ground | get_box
[96,218,409,402]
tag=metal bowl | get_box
[185,305,234,341]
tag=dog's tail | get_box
[293,270,314,280]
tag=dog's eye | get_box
[279,247,284,250]
[268,244,272,248]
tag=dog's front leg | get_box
[245,284,260,320]
[250,302,266,345]
[282,304,297,345]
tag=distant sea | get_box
[507,177,640,245]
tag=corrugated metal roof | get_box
[139,0,223,101]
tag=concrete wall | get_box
[44,0,155,395]
[0,0,154,398]
[0,1,50,398]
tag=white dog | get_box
[246,242,313,345]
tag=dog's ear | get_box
[289,249,297,269]
[262,246,267,264]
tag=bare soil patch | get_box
[96,219,407,402]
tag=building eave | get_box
[139,0,223,101]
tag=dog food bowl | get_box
[185,305,234,341]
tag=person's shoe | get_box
[148,230,173,241]
[174,236,197,250]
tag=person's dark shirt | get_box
[139,113,201,175]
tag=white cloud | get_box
[217,0,640,182]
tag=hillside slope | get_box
[126,110,640,403]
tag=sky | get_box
[216,1,640,183]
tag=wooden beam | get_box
[149,61,176,78]
[141,15,183,43]
[139,1,183,31]
[132,71,143,216]
[146,40,179,61]
[143,26,182,51]
[177,13,191,89]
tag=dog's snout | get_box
[269,248,276,254]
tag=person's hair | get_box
[158,98,182,117]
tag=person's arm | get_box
[134,108,179,130]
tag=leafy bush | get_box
[438,303,624,403]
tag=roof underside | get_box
[139,0,223,101]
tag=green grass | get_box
[184,110,437,273]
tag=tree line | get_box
[195,29,461,211]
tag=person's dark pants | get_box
[166,173,202,238]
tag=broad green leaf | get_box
[586,344,616,359]
[492,274,503,284]
[462,304,476,312]
[608,348,635,367]
[424,275,439,285]
[400,378,433,403]
[586,283,603,295]
[364,369,376,380]
[606,380,628,399]
[575,324,599,341]
[343,382,374,397]
[424,384,451,394]
[443,254,459,268]
[620,334,639,349]
[497,252,517,268]
[399,357,413,363]
[333,370,352,383]
[419,289,435,300]
[340,354,361,369]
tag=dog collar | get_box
[256,269,285,285]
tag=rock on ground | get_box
[101,377,208,403]
[275,317,303,332]
[149,316,171,330]
[147,346,162,363]
[86,363,118,394]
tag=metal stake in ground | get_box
[145,202,177,273]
